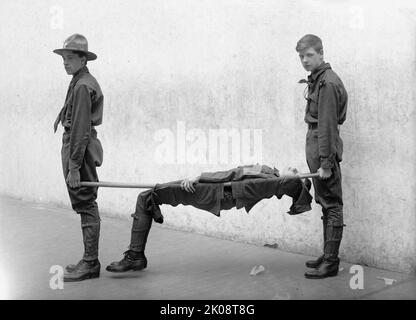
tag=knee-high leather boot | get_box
[64,220,101,282]
[305,216,327,268]
[304,225,343,279]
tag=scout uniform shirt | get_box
[54,65,103,172]
[302,62,348,169]
[54,66,104,211]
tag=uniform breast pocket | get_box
[307,92,319,116]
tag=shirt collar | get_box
[70,66,89,84]
[308,62,331,82]
[298,62,331,86]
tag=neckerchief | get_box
[53,66,90,133]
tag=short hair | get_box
[296,34,323,53]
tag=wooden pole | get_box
[80,172,320,189]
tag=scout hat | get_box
[53,34,97,61]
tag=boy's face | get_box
[61,51,85,75]
[298,47,323,72]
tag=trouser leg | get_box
[106,192,151,272]
[129,191,153,253]
[128,182,219,252]
[62,132,101,261]
[306,129,344,260]
[66,175,100,261]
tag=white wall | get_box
[0,0,415,273]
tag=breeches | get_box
[305,128,343,226]
[61,129,102,220]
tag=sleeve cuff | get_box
[287,180,313,215]
[69,161,81,172]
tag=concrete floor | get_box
[0,196,415,300]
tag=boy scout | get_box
[53,34,104,282]
[106,166,313,273]
[295,34,348,279]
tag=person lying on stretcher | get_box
[105,164,313,273]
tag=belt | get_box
[64,125,96,133]
[308,123,318,129]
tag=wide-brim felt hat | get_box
[53,34,97,61]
